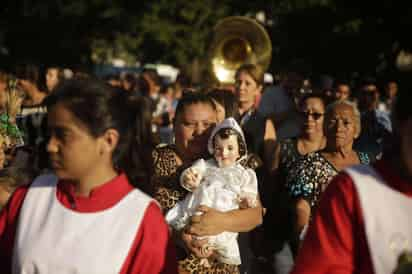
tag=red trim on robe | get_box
[0,174,177,274]
[291,159,412,274]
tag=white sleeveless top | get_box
[346,165,412,274]
[12,174,153,274]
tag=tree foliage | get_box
[0,0,411,82]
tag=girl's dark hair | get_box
[174,92,216,124]
[214,128,247,158]
[44,79,156,194]
[207,89,238,118]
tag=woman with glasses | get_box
[291,82,412,274]
[271,93,327,183]
[286,100,371,239]
[268,93,327,256]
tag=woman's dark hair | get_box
[382,87,409,157]
[160,83,174,95]
[174,92,216,124]
[298,92,328,109]
[142,68,161,87]
[207,89,238,118]
[137,76,150,97]
[48,66,66,80]
[15,64,39,84]
[214,128,247,159]
[123,73,138,92]
[176,72,192,88]
[235,64,264,86]
[44,79,156,194]
[393,87,412,124]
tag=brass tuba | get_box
[208,16,272,84]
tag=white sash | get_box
[346,165,412,274]
[13,174,153,274]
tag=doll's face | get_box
[213,134,240,168]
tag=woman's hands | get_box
[296,198,311,234]
[181,229,213,258]
[188,202,264,237]
[181,203,263,259]
[188,206,226,236]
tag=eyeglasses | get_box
[300,111,324,120]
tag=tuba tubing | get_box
[208,16,272,84]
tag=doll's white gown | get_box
[165,158,258,265]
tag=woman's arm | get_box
[188,204,263,236]
[269,141,281,177]
[180,229,213,258]
[263,118,277,173]
[296,198,311,234]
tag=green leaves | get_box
[1,0,411,81]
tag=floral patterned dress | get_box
[285,151,370,212]
[278,138,302,182]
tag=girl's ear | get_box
[100,129,120,155]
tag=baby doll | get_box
[166,117,258,266]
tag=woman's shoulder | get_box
[279,137,299,156]
[153,144,177,156]
[152,144,177,164]
[152,144,179,177]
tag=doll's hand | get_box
[182,168,202,191]
[239,198,250,209]
[239,195,257,209]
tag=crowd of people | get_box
[0,61,409,274]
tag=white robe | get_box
[166,159,258,265]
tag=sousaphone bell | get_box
[208,16,272,84]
